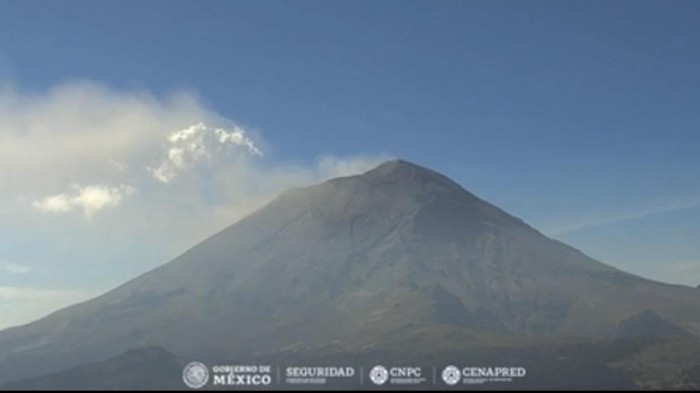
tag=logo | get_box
[441,365,461,386]
[211,365,273,386]
[391,367,426,385]
[440,365,527,385]
[183,362,209,389]
[461,366,526,384]
[284,366,355,385]
[369,365,389,385]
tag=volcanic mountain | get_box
[1,159,699,386]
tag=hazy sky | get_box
[0,0,699,329]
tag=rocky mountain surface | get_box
[1,159,699,389]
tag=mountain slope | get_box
[1,346,183,390]
[1,159,699,385]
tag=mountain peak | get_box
[299,158,532,234]
[369,158,422,171]
[355,158,467,195]
[362,158,441,179]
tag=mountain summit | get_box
[1,159,699,385]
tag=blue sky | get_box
[0,0,699,328]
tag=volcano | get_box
[1,159,700,388]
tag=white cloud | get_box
[0,82,210,200]
[148,122,262,184]
[32,184,136,218]
[0,80,391,329]
[0,82,385,231]
[214,125,263,156]
[0,83,389,252]
[31,194,73,214]
[0,261,32,275]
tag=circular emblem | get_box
[369,365,389,385]
[442,365,461,386]
[183,362,209,389]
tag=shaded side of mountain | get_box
[615,310,689,339]
[431,285,506,332]
[609,336,700,390]
[1,346,183,391]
